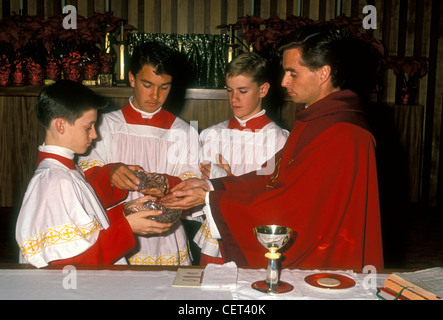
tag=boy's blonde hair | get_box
[225,52,269,86]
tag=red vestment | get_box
[209,90,384,269]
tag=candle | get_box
[121,21,124,41]
[20,0,23,11]
[61,0,66,10]
[251,0,255,16]
[229,25,233,44]
[228,47,233,63]
[120,44,125,80]
[105,33,110,53]
[105,0,110,12]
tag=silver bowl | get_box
[123,199,182,224]
[142,200,182,223]
[132,170,167,196]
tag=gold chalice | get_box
[251,225,294,294]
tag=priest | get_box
[160,25,384,269]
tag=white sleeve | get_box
[203,191,222,240]
[16,168,104,268]
[174,122,202,180]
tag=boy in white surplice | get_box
[16,80,173,268]
[196,52,289,264]
[78,42,200,266]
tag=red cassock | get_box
[208,90,384,269]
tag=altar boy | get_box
[78,42,200,266]
[196,52,289,264]
[16,80,173,268]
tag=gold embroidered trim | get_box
[127,248,190,266]
[266,157,281,190]
[19,219,102,260]
[197,220,219,245]
[78,159,105,171]
[180,173,200,180]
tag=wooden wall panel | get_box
[0,96,45,207]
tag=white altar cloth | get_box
[0,267,387,300]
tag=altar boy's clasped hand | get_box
[199,153,231,179]
[159,178,210,210]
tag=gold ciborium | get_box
[252,225,294,294]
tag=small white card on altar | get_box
[201,262,238,290]
[173,268,204,287]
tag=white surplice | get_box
[196,111,289,258]
[16,145,127,268]
[78,98,200,265]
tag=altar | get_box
[0,264,389,301]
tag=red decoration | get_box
[83,60,99,80]
[26,58,44,85]
[12,59,26,86]
[100,53,114,74]
[62,52,82,82]
[383,56,428,105]
[0,12,137,86]
[46,57,61,81]
[0,55,11,86]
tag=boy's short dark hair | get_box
[35,80,107,129]
[129,41,177,78]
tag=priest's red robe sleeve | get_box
[209,165,272,192]
[209,123,384,269]
[84,163,128,208]
[209,150,283,191]
[50,204,135,266]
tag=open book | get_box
[378,267,443,300]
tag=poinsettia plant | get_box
[0,12,136,86]
[219,14,428,103]
[382,55,428,104]
[219,14,385,57]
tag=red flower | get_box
[383,56,428,78]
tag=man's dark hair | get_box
[278,25,379,96]
[129,41,177,77]
[278,25,346,89]
[35,80,107,129]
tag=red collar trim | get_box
[228,114,272,131]
[37,151,76,170]
[121,103,176,129]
